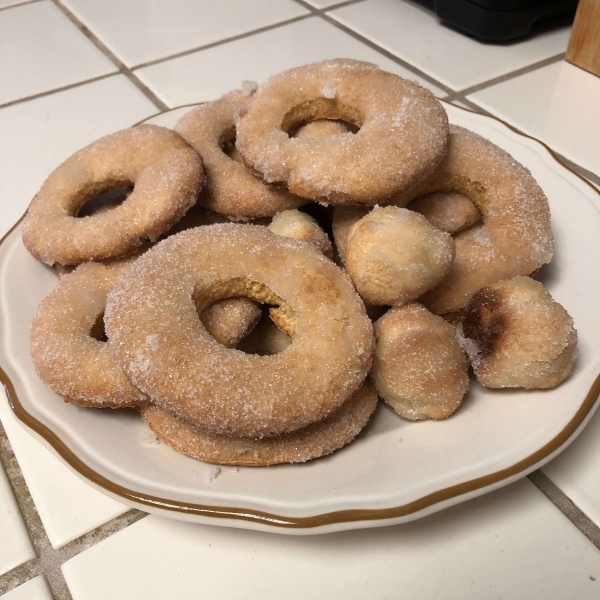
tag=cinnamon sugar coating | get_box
[140,379,378,466]
[104,224,374,438]
[345,206,454,306]
[372,303,469,420]
[293,119,352,138]
[462,277,577,389]
[30,260,147,408]
[22,125,204,266]
[408,192,481,234]
[175,91,304,218]
[391,125,554,314]
[236,59,449,205]
[332,205,369,265]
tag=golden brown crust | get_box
[22,125,204,266]
[372,303,469,420]
[345,207,455,306]
[175,91,305,218]
[462,277,577,389]
[391,125,554,314]
[30,259,148,408]
[236,59,449,205]
[139,379,378,466]
[105,224,374,438]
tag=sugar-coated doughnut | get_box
[200,298,262,349]
[409,192,481,234]
[392,125,554,314]
[236,59,449,205]
[22,125,204,266]
[268,209,333,258]
[175,91,304,219]
[372,303,469,420]
[30,260,147,408]
[139,379,378,466]
[345,206,454,306]
[105,224,374,438]
[461,277,577,389]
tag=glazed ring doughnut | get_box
[22,125,204,266]
[139,379,378,466]
[391,125,554,314]
[461,277,577,389]
[372,303,469,420]
[408,192,481,235]
[175,91,305,219]
[30,260,147,408]
[105,224,374,438]
[235,59,449,205]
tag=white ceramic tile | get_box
[0,461,35,575]
[468,61,600,176]
[0,392,129,548]
[542,403,600,529]
[0,1,116,106]
[61,0,308,68]
[0,0,33,8]
[0,75,158,239]
[330,0,571,91]
[2,576,53,600]
[137,17,446,108]
[63,480,600,600]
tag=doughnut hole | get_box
[236,307,292,356]
[290,119,358,138]
[462,276,577,389]
[193,276,297,352]
[372,303,469,420]
[218,124,245,164]
[345,206,455,306]
[90,311,108,342]
[76,184,133,218]
[281,98,364,134]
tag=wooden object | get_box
[566,0,600,77]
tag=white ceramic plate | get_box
[2,102,600,535]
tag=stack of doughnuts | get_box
[24,59,577,467]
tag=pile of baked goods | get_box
[23,59,578,466]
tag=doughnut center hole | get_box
[90,311,108,342]
[77,184,134,218]
[281,98,363,135]
[220,126,244,164]
[193,277,295,355]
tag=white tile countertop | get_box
[1,0,600,598]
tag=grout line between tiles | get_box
[133,13,314,71]
[50,0,168,111]
[0,73,116,112]
[458,53,565,96]
[528,470,600,550]
[0,419,149,598]
[291,0,456,96]
[0,0,43,14]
